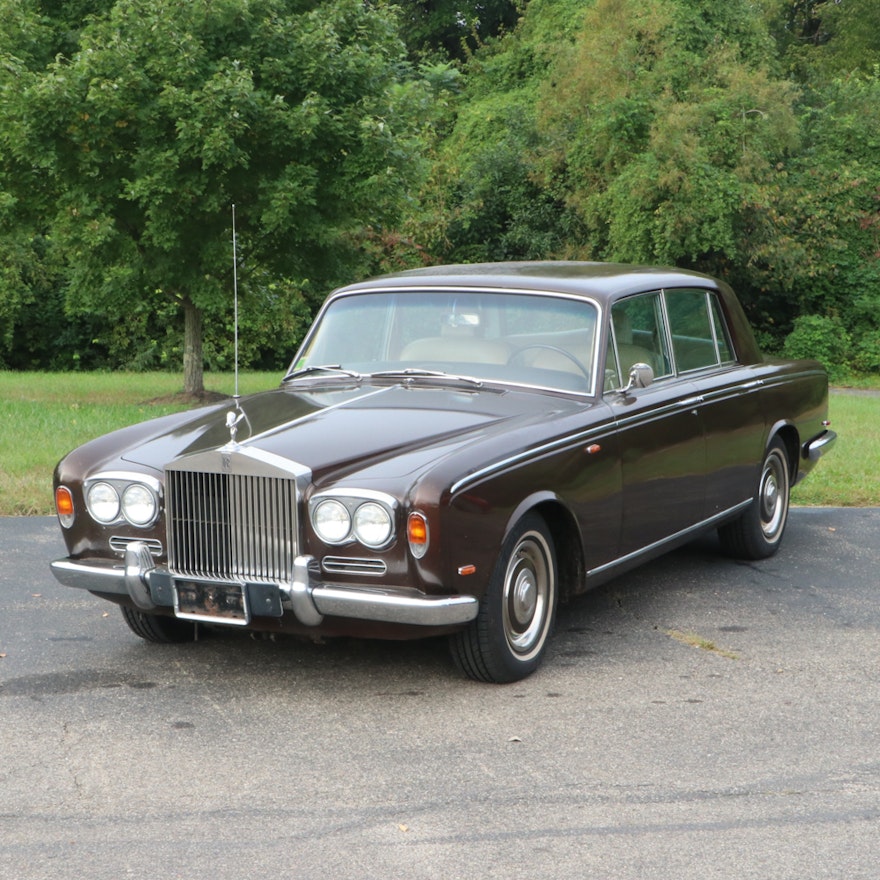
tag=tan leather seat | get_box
[400,336,511,364]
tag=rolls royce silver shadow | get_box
[51,263,836,682]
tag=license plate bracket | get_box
[174,579,250,625]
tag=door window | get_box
[665,289,735,372]
[607,292,672,387]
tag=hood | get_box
[120,382,589,486]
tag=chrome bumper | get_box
[805,429,837,463]
[50,544,478,628]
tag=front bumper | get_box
[50,543,478,628]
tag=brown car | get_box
[51,262,836,682]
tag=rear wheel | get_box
[719,438,791,560]
[120,606,197,644]
[450,513,558,683]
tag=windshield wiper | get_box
[368,368,483,388]
[282,364,362,382]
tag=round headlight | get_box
[353,502,393,548]
[313,499,351,544]
[122,483,158,526]
[86,481,120,524]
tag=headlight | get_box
[310,490,398,549]
[86,481,120,524]
[84,473,162,528]
[121,483,158,526]
[312,498,352,544]
[353,502,393,548]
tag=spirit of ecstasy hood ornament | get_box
[225,409,245,445]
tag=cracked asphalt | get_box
[1,510,878,879]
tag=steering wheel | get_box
[508,344,591,382]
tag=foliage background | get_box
[1,0,879,384]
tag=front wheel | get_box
[120,606,198,644]
[450,513,558,683]
[718,438,791,560]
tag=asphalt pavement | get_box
[1,510,878,879]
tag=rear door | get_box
[605,291,706,557]
[665,288,766,516]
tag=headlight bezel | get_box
[309,490,398,550]
[84,473,161,528]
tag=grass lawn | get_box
[0,371,877,515]
[790,389,880,507]
[0,371,278,515]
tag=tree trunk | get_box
[182,297,204,396]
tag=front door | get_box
[606,291,707,557]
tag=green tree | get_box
[397,1,522,62]
[537,0,799,267]
[427,0,801,271]
[424,0,880,364]
[766,0,880,79]
[758,73,880,350]
[411,0,586,263]
[0,0,424,392]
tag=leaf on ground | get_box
[666,629,739,660]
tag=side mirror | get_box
[619,362,654,394]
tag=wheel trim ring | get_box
[760,450,788,540]
[501,532,552,658]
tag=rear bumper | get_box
[50,545,478,629]
[805,429,837,463]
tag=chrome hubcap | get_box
[760,450,788,540]
[512,569,538,627]
[762,474,778,516]
[502,532,553,658]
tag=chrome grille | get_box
[166,469,297,583]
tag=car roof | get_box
[331,261,724,304]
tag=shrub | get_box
[782,315,851,382]
[850,331,880,374]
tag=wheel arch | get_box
[507,494,585,604]
[769,422,800,482]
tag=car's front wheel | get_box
[718,438,791,560]
[120,606,197,644]
[450,513,558,683]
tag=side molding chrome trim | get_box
[451,428,613,495]
[587,499,753,578]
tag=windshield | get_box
[289,289,599,395]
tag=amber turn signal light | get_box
[55,486,75,528]
[407,511,429,559]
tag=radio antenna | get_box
[232,203,240,403]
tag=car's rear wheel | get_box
[450,513,557,683]
[718,438,791,560]
[120,606,197,643]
